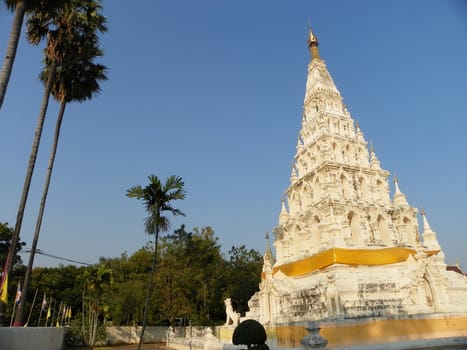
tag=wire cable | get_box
[22,249,92,266]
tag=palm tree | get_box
[12,0,107,326]
[3,0,68,282]
[127,175,186,350]
[0,0,62,110]
[1,2,61,324]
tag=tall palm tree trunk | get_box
[6,59,57,279]
[14,99,66,326]
[138,226,160,350]
[6,60,56,327]
[0,0,27,110]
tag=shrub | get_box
[232,319,267,349]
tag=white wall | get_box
[105,326,168,345]
[0,327,66,350]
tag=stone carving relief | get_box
[325,275,341,317]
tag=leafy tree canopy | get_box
[0,222,25,270]
[26,224,263,328]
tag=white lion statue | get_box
[224,298,240,326]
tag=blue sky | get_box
[0,1,466,268]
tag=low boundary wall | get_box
[0,327,66,350]
[105,326,168,345]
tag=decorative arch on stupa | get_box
[347,211,362,244]
[340,173,352,199]
[377,214,392,245]
[376,179,387,203]
[310,215,321,253]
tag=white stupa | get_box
[246,29,467,324]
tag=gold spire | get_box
[307,27,320,61]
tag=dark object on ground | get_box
[232,319,268,349]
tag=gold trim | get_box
[272,247,439,278]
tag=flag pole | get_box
[10,282,21,326]
[37,293,46,326]
[24,288,38,327]
[61,304,66,326]
[9,299,16,326]
[55,301,62,327]
[50,300,55,326]
[37,305,42,326]
[45,297,53,327]
[67,306,71,324]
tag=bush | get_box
[232,319,268,349]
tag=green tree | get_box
[157,225,194,324]
[13,0,107,326]
[127,175,186,349]
[156,225,225,325]
[80,265,112,346]
[224,245,262,315]
[0,222,25,270]
[3,0,78,283]
[189,226,226,324]
[3,0,63,284]
[99,250,149,326]
[102,230,210,327]
[28,264,83,326]
[29,264,109,346]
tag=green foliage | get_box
[0,222,25,269]
[63,319,88,348]
[96,225,263,327]
[27,265,84,327]
[27,0,108,103]
[155,225,226,325]
[224,245,262,315]
[126,174,187,346]
[25,225,263,328]
[31,265,83,306]
[80,265,112,345]
[126,175,186,235]
[24,264,110,345]
[11,0,107,327]
[99,251,150,326]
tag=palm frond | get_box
[128,175,186,236]
[160,204,185,217]
[126,185,143,199]
[29,0,108,103]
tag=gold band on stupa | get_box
[270,247,439,278]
